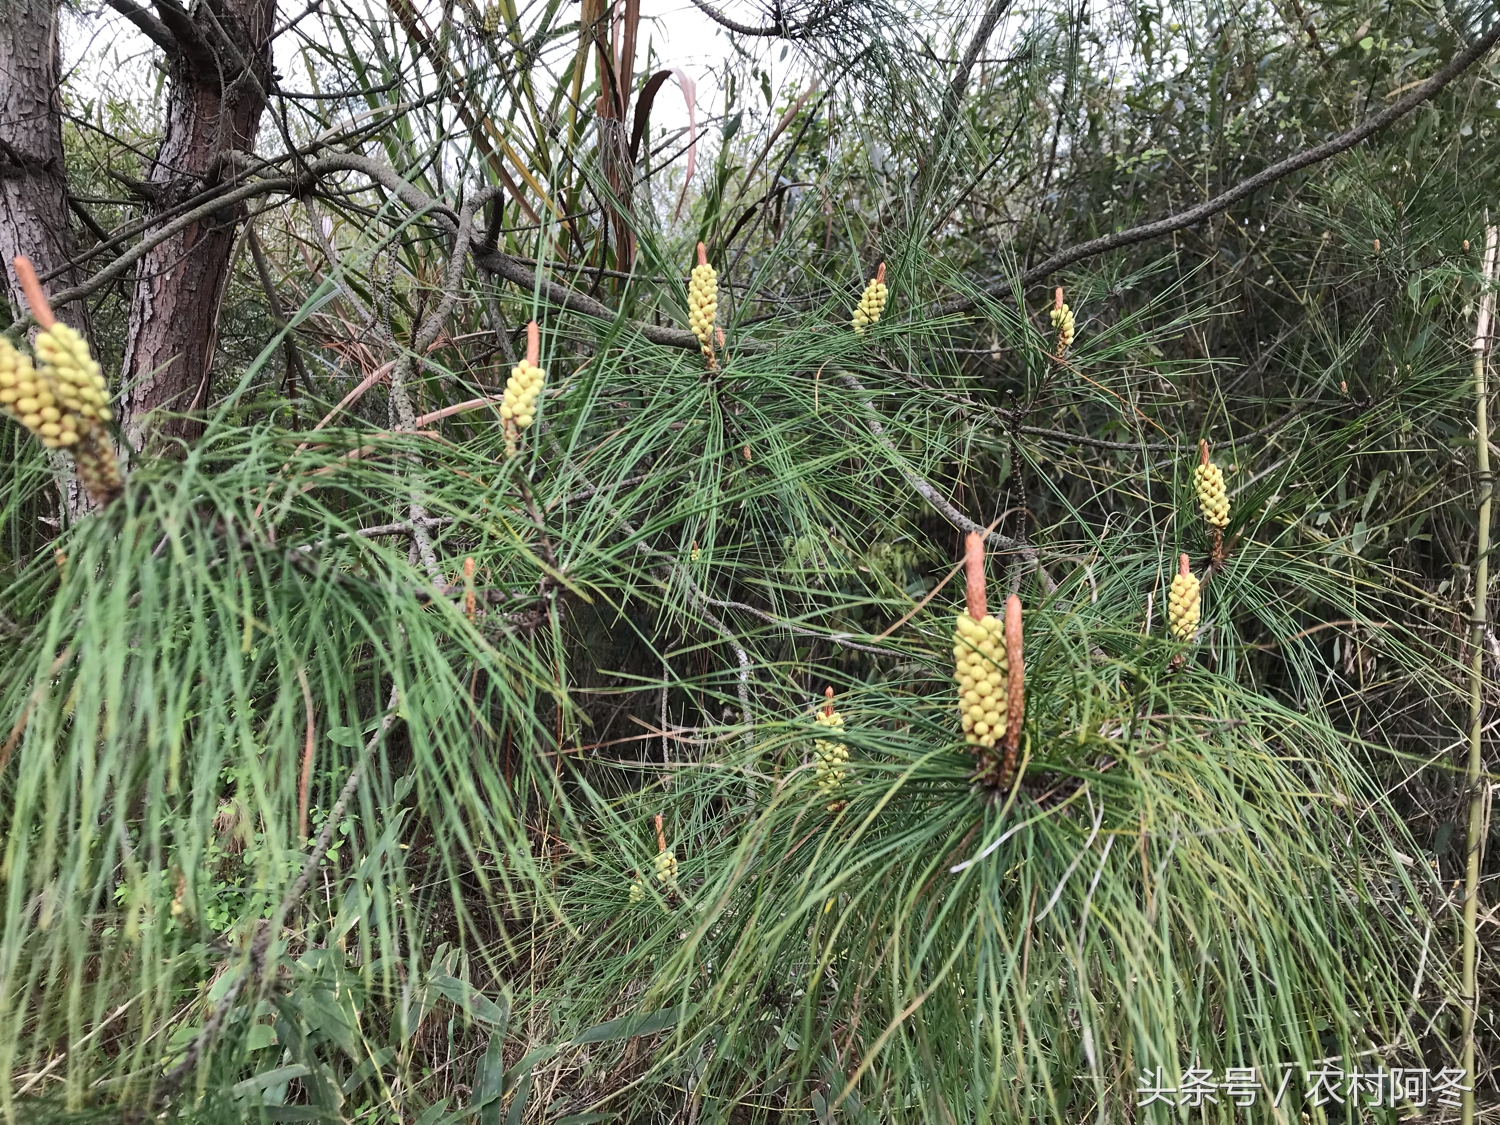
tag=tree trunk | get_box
[119,0,277,452]
[0,0,90,335]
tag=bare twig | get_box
[293,516,456,554]
[387,195,486,587]
[473,246,705,351]
[15,998,136,1096]
[980,20,1500,295]
[103,0,177,54]
[686,0,810,37]
[926,0,1014,177]
[838,370,1054,592]
[246,223,310,399]
[697,596,900,657]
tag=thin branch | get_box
[837,370,1054,592]
[65,195,112,245]
[292,516,456,554]
[103,0,177,54]
[271,0,326,39]
[687,0,802,37]
[697,596,903,656]
[1019,404,1307,454]
[15,999,136,1097]
[929,0,1014,170]
[21,153,712,358]
[387,199,480,587]
[473,247,704,351]
[14,176,296,330]
[247,223,310,398]
[148,0,216,72]
[995,20,1500,293]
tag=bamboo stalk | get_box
[1462,222,1498,1125]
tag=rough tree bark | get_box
[118,0,277,451]
[0,0,90,335]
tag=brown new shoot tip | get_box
[697,241,708,268]
[963,531,987,620]
[1003,594,1024,755]
[875,261,886,284]
[823,685,835,717]
[1199,438,1210,466]
[1180,551,1192,578]
[1054,286,1064,312]
[525,320,539,365]
[654,812,667,853]
[13,257,57,329]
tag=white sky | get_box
[62,0,785,141]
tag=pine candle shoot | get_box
[688,242,718,358]
[501,321,544,458]
[1194,440,1230,527]
[1050,287,1076,354]
[954,532,1008,748]
[813,686,849,805]
[1167,553,1201,640]
[852,262,887,336]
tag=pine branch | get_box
[837,370,1054,592]
[994,19,1500,293]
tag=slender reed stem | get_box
[1462,222,1498,1125]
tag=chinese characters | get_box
[1136,1065,1468,1112]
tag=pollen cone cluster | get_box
[1193,457,1230,527]
[954,613,1008,748]
[72,427,124,503]
[37,321,113,422]
[501,321,545,458]
[852,264,887,336]
[0,338,65,444]
[1167,556,1201,640]
[813,694,849,804]
[628,876,645,904]
[1050,299,1076,354]
[652,848,678,894]
[688,244,717,356]
[0,288,122,505]
[501,359,543,428]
